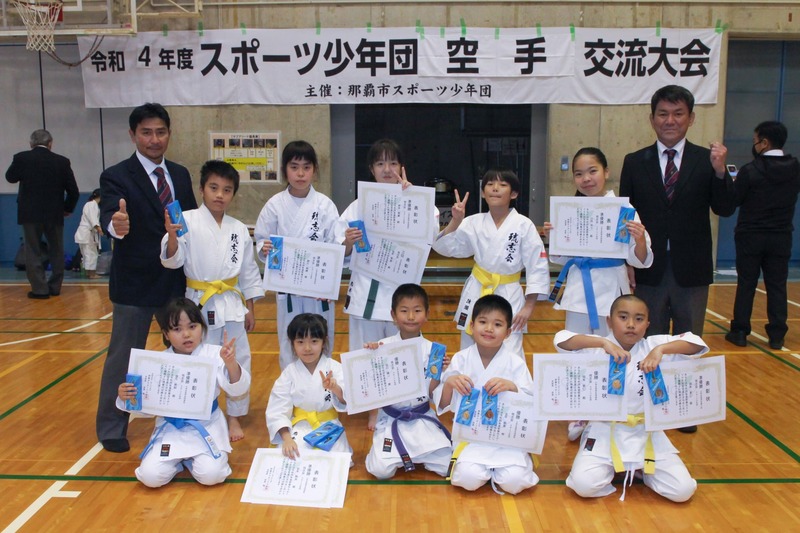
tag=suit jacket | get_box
[100,154,197,307]
[619,141,735,287]
[5,146,79,225]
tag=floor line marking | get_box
[0,313,112,347]
[0,352,46,379]
[501,495,525,532]
[756,287,800,308]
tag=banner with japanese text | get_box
[79,26,720,107]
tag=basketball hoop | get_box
[12,0,63,52]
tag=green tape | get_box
[569,23,575,41]
[536,23,542,37]
[366,22,371,33]
[316,21,321,35]
[460,17,466,36]
[161,24,168,37]
[440,27,445,38]
[656,21,661,37]
[197,21,203,37]
[240,22,246,35]
[494,27,500,40]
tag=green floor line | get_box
[727,402,800,463]
[707,319,800,372]
[0,348,107,422]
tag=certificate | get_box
[348,237,431,287]
[341,337,428,414]
[451,391,548,454]
[128,348,217,419]
[357,181,437,244]
[548,196,631,259]
[241,448,350,508]
[532,353,627,421]
[644,355,726,431]
[262,235,345,301]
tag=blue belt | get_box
[383,403,452,472]
[549,257,625,331]
[140,399,221,460]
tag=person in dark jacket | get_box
[5,129,79,299]
[726,121,800,350]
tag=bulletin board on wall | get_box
[208,132,280,183]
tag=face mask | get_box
[752,143,761,158]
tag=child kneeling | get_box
[117,298,250,488]
[555,294,706,502]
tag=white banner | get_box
[79,27,720,107]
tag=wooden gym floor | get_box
[1,277,799,532]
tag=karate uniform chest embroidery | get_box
[309,211,321,241]
[229,233,240,264]
[636,361,644,397]
[505,232,519,263]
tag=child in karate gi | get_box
[266,313,353,460]
[117,298,250,488]
[161,160,263,441]
[546,147,653,441]
[432,168,550,357]
[336,139,440,351]
[364,283,452,479]
[73,188,103,278]
[255,141,341,369]
[434,294,538,495]
[555,294,706,502]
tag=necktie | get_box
[663,149,679,201]
[154,167,173,210]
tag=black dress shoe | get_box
[677,425,697,434]
[101,438,131,453]
[724,331,747,347]
[49,290,60,296]
[769,340,784,350]
[27,291,50,300]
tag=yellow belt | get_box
[291,407,337,430]
[187,276,245,307]
[610,414,656,475]
[446,441,538,481]
[465,265,521,334]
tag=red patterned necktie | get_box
[154,167,173,209]
[663,149,679,201]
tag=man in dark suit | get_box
[95,103,198,453]
[5,129,79,299]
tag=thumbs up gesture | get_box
[111,198,130,237]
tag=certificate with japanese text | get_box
[241,449,350,508]
[548,196,631,259]
[262,235,345,301]
[341,337,428,414]
[532,353,627,421]
[357,181,437,244]
[644,355,726,431]
[451,391,548,454]
[128,348,217,419]
[348,237,431,287]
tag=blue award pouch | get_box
[481,388,499,426]
[614,206,636,244]
[348,220,371,252]
[313,425,345,451]
[302,420,341,447]
[125,373,142,411]
[425,342,446,380]
[268,236,283,270]
[645,365,669,405]
[455,387,480,426]
[166,200,188,237]
[607,356,626,396]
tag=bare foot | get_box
[367,409,378,431]
[228,416,245,442]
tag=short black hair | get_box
[287,313,330,356]
[650,85,695,115]
[481,167,521,194]
[200,159,240,193]
[282,140,319,178]
[391,283,429,312]
[572,147,608,170]
[609,294,649,316]
[367,138,404,170]
[754,121,788,150]
[471,294,513,328]
[129,103,170,132]
[156,297,207,347]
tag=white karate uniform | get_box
[431,209,550,356]
[554,329,707,502]
[551,192,654,336]
[255,187,340,369]
[161,204,264,416]
[116,344,251,488]
[266,355,353,458]
[335,196,440,351]
[433,344,539,494]
[365,333,452,479]
[73,200,101,270]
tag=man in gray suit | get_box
[5,129,79,299]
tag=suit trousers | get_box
[731,231,791,342]
[22,222,64,295]
[96,303,161,442]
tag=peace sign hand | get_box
[451,190,470,225]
